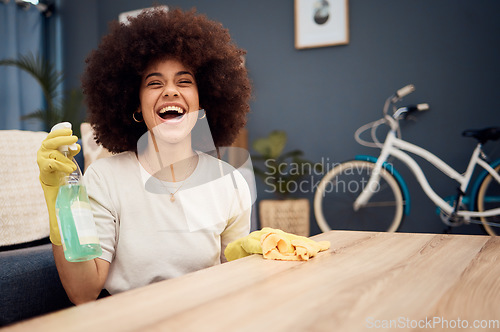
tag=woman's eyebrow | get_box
[176,71,194,77]
[144,71,194,80]
[144,72,162,80]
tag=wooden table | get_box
[4,231,500,331]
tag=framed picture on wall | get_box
[295,0,349,49]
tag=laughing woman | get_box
[37,7,252,304]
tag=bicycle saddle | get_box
[462,127,500,144]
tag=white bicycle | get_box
[314,85,500,235]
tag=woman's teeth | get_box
[158,106,185,119]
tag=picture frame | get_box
[295,0,349,49]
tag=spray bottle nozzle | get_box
[51,122,82,185]
[50,122,78,156]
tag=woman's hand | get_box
[37,128,80,186]
[37,128,80,245]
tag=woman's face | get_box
[139,58,200,145]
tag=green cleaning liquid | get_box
[56,183,102,262]
[51,121,102,262]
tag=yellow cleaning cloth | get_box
[224,227,330,262]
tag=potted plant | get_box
[252,130,322,236]
[0,53,84,136]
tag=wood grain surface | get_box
[3,231,499,331]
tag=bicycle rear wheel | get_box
[476,164,500,236]
[314,160,404,232]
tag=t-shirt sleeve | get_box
[83,164,119,263]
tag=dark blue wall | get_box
[60,0,500,235]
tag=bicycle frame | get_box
[354,124,500,219]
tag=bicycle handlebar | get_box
[394,103,430,119]
[356,85,429,148]
[384,84,416,116]
[395,84,415,100]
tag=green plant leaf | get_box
[251,130,324,197]
[252,138,270,158]
[0,53,62,111]
[252,130,287,159]
[1,53,84,134]
[20,109,45,121]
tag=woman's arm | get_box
[220,170,253,262]
[37,129,111,304]
[52,244,110,305]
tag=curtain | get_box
[0,1,43,131]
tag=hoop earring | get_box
[198,109,206,120]
[133,111,144,123]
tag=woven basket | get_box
[259,198,310,236]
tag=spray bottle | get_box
[52,122,102,262]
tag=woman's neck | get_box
[138,131,198,182]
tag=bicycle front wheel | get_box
[314,160,404,232]
[476,164,500,236]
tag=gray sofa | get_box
[0,243,73,326]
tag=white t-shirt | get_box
[83,151,252,294]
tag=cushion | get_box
[0,130,50,246]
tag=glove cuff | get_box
[40,179,62,246]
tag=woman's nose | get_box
[163,85,179,97]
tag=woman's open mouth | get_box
[158,105,186,121]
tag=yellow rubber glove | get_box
[37,128,81,245]
[224,229,267,261]
[224,227,330,262]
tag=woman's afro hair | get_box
[81,7,251,153]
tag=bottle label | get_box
[71,201,100,245]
